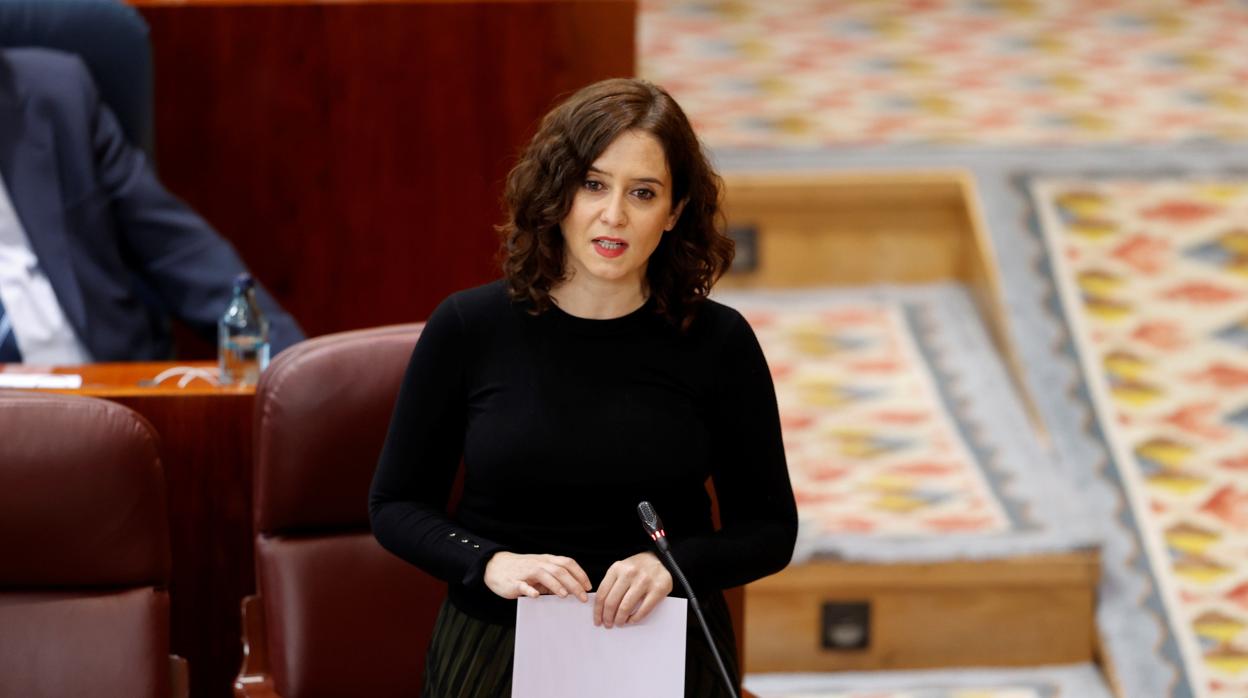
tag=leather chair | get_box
[237,324,442,698]
[236,324,756,697]
[0,390,186,698]
[0,0,155,155]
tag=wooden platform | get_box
[745,552,1100,673]
[719,172,1107,683]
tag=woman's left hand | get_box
[594,551,673,628]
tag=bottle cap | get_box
[233,273,255,291]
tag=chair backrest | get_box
[252,324,443,698]
[0,0,154,155]
[0,390,171,698]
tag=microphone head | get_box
[637,501,663,534]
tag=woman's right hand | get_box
[483,552,592,601]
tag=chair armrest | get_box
[742,689,760,698]
[170,655,189,698]
[233,594,279,698]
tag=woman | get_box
[369,78,797,697]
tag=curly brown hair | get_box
[498,78,732,330]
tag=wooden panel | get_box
[134,0,636,350]
[721,173,981,291]
[115,392,254,698]
[721,173,973,288]
[746,552,1100,673]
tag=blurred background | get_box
[4,1,1248,697]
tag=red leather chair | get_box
[235,324,755,697]
[236,325,442,698]
[0,390,187,698]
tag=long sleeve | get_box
[669,311,798,589]
[369,296,506,587]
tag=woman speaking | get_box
[369,78,797,698]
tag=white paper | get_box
[0,373,82,389]
[513,593,687,698]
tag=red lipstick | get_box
[592,237,628,258]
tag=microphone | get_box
[637,500,670,553]
[636,501,739,698]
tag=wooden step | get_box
[745,551,1100,673]
[720,171,1042,431]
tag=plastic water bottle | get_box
[218,273,270,386]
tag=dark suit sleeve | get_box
[80,61,305,354]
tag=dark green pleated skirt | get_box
[421,592,741,698]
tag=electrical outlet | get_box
[821,601,870,650]
[727,224,759,273]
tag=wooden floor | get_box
[745,551,1100,673]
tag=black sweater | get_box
[369,281,797,624]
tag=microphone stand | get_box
[637,501,740,698]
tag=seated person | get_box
[0,47,303,364]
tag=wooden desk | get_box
[10,362,254,698]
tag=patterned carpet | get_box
[703,146,1247,698]
[640,2,1248,696]
[1030,177,1248,698]
[745,663,1112,698]
[713,285,1089,563]
[640,0,1248,148]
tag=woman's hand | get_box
[594,552,673,628]
[483,552,592,601]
